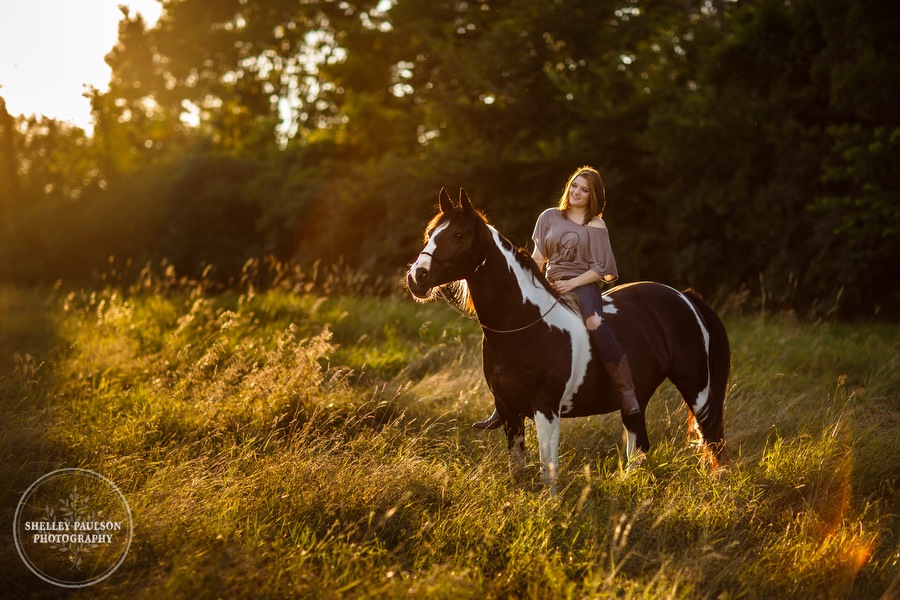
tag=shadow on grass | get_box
[0,287,77,595]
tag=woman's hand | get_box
[552,279,576,295]
[551,270,604,294]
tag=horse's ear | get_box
[459,188,475,217]
[439,188,453,213]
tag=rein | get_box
[423,222,564,334]
[434,278,566,335]
[442,290,564,334]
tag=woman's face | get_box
[568,175,592,211]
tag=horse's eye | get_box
[454,232,463,239]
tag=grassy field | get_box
[1,268,898,598]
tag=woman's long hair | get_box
[557,166,606,225]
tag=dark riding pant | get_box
[570,282,623,364]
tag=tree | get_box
[642,0,900,316]
[0,95,20,230]
[3,0,896,317]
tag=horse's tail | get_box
[683,289,730,466]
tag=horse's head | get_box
[406,188,485,300]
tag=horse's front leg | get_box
[504,414,526,477]
[623,412,650,470]
[533,410,561,496]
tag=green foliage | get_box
[1,0,898,317]
[0,278,897,597]
[807,125,900,315]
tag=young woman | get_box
[473,166,640,429]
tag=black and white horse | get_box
[406,189,730,494]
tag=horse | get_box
[406,188,730,494]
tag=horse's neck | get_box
[467,228,553,326]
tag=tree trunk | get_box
[0,96,20,230]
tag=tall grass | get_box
[1,269,897,598]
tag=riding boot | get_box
[473,409,502,430]
[603,354,641,416]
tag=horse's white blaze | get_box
[488,227,590,406]
[409,222,449,285]
[673,288,711,414]
[534,412,560,490]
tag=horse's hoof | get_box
[625,451,647,473]
[472,412,502,430]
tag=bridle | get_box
[421,233,565,334]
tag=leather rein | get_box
[422,248,565,334]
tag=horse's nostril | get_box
[416,267,429,283]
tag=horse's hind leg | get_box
[674,378,726,468]
[674,290,730,468]
[674,379,707,438]
[622,413,649,470]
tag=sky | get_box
[0,0,163,132]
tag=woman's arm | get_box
[551,270,603,294]
[534,240,608,293]
[532,247,547,272]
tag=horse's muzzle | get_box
[406,271,432,299]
